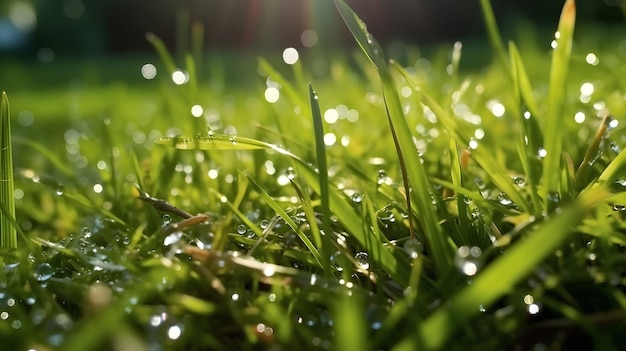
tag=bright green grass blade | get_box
[241,171,323,267]
[448,139,473,244]
[508,42,544,153]
[0,92,16,249]
[589,144,626,190]
[542,0,576,208]
[478,0,509,71]
[334,291,368,351]
[508,42,543,213]
[156,134,268,150]
[309,84,332,268]
[391,62,530,212]
[334,0,453,275]
[392,189,607,351]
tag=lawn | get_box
[1,0,626,350]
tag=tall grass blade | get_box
[542,0,576,208]
[309,84,332,270]
[393,189,607,351]
[334,0,453,275]
[478,0,509,71]
[508,42,543,213]
[0,92,16,250]
[146,33,178,77]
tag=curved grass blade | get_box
[146,32,178,77]
[0,92,16,250]
[478,0,509,71]
[393,189,608,351]
[334,0,453,275]
[542,0,576,209]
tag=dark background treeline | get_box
[3,0,625,55]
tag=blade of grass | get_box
[309,84,332,272]
[146,33,178,77]
[478,0,509,71]
[542,0,576,209]
[0,92,16,250]
[334,0,453,275]
[508,42,543,213]
[392,188,608,351]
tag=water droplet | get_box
[513,176,526,187]
[455,246,482,276]
[462,196,473,204]
[527,303,541,315]
[537,147,547,159]
[547,191,560,204]
[285,167,296,180]
[122,236,131,245]
[34,263,54,281]
[83,227,92,238]
[55,189,64,196]
[162,214,172,226]
[497,193,513,206]
[236,224,247,235]
[244,230,256,239]
[403,238,424,259]
[351,193,364,203]
[330,251,346,272]
[260,220,269,229]
[377,169,390,185]
[474,178,486,190]
[354,252,370,270]
[163,231,183,246]
[612,204,626,212]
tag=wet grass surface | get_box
[1,1,626,350]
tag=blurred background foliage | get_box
[0,0,624,57]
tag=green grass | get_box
[0,0,626,350]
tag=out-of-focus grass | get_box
[0,1,625,350]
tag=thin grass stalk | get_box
[309,84,333,273]
[0,92,16,249]
[542,0,576,209]
[508,42,543,213]
[478,0,510,72]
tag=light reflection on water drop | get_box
[354,252,370,270]
[34,263,54,281]
[403,238,424,259]
[236,224,247,235]
[351,193,364,203]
